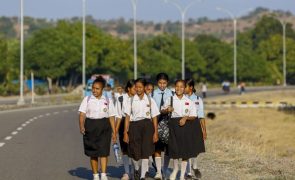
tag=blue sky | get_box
[1,0,294,22]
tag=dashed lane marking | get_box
[4,136,12,141]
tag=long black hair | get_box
[93,76,106,88]
[185,78,196,93]
[156,73,169,82]
[135,78,147,86]
[125,79,136,93]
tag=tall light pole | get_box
[17,0,25,105]
[216,7,252,87]
[164,0,202,79]
[279,20,287,87]
[82,0,86,94]
[130,0,138,79]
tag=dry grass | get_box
[197,90,295,179]
[208,89,295,105]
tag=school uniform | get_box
[162,95,197,160]
[115,93,131,154]
[187,93,206,155]
[79,95,116,157]
[152,88,173,151]
[124,94,160,161]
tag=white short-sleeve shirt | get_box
[78,95,116,119]
[115,93,132,119]
[187,93,205,118]
[124,94,160,121]
[162,95,197,118]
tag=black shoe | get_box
[193,169,202,179]
[185,174,193,179]
[134,170,140,180]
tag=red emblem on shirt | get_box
[185,102,189,105]
[104,102,108,106]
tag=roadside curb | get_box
[204,101,292,108]
[0,103,79,114]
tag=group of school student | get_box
[78,73,207,180]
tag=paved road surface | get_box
[0,105,127,180]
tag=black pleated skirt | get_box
[128,119,155,161]
[83,118,112,157]
[192,118,206,155]
[118,117,128,153]
[168,117,196,160]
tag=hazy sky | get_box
[1,0,294,21]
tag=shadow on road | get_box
[68,166,124,179]
[68,167,93,180]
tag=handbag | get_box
[158,96,173,144]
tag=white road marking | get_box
[11,131,18,135]
[25,121,31,124]
[38,115,43,118]
[17,127,23,131]
[22,124,27,127]
[5,136,12,140]
[53,112,59,115]
[46,113,51,116]
[0,143,5,147]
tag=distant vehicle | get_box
[84,74,114,97]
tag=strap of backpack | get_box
[130,96,134,115]
[118,96,124,110]
[147,94,152,118]
[169,96,173,117]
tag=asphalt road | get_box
[0,104,126,180]
[1,86,294,106]
[0,86,294,180]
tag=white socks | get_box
[155,157,162,173]
[132,159,140,171]
[180,161,187,180]
[173,159,179,172]
[122,155,130,174]
[192,157,198,169]
[141,159,149,178]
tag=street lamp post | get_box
[216,7,252,87]
[17,0,25,105]
[164,0,202,80]
[130,0,138,79]
[82,0,86,95]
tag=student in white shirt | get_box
[185,78,206,179]
[78,76,116,180]
[123,78,160,180]
[161,79,197,180]
[115,80,136,180]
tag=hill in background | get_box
[1,7,294,42]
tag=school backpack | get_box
[158,96,173,144]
